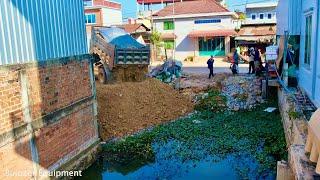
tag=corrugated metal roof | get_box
[0,0,88,66]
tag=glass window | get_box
[267,13,272,19]
[251,14,256,20]
[259,13,264,19]
[164,21,174,30]
[164,40,174,49]
[304,15,312,65]
[85,14,96,24]
[83,0,93,6]
[194,19,221,24]
[199,37,225,51]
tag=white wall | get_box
[102,8,122,26]
[245,6,277,25]
[299,0,320,107]
[153,15,236,60]
[314,0,320,107]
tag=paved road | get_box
[183,65,249,75]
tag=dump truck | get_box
[90,26,150,83]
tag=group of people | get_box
[248,47,264,75]
[206,46,265,79]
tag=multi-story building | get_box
[244,2,277,25]
[152,0,237,60]
[84,0,122,31]
[235,2,278,55]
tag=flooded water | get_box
[79,100,285,180]
[79,140,275,180]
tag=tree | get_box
[150,31,163,61]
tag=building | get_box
[116,22,151,45]
[0,0,99,178]
[277,0,320,107]
[84,0,122,31]
[235,2,278,54]
[152,0,237,61]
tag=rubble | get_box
[150,60,183,83]
[222,75,264,111]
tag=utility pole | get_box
[173,0,176,60]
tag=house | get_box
[0,0,98,178]
[116,22,151,44]
[277,0,320,107]
[84,0,122,31]
[152,0,237,60]
[235,2,278,54]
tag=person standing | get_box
[254,47,261,76]
[248,47,255,74]
[207,55,215,79]
[233,49,239,65]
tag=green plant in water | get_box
[101,90,287,178]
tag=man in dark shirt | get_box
[207,55,214,79]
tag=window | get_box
[267,13,272,19]
[83,0,93,6]
[251,14,256,20]
[164,21,174,30]
[304,15,312,65]
[85,14,96,24]
[194,19,221,24]
[259,13,264,19]
[164,40,174,49]
[198,37,225,56]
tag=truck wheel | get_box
[98,67,107,84]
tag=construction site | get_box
[1,0,320,180]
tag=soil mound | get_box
[96,78,193,141]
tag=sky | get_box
[112,0,278,21]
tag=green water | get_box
[79,92,287,180]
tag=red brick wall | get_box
[0,58,98,179]
[0,69,24,134]
[26,61,92,120]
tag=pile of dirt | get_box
[96,78,193,141]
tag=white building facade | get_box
[152,1,237,60]
[244,2,277,25]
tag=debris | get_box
[150,60,183,83]
[264,107,277,112]
[192,120,201,124]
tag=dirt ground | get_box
[96,78,193,141]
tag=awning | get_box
[237,25,276,36]
[161,33,177,39]
[188,29,237,38]
[235,35,275,42]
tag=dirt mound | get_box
[96,78,193,141]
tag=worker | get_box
[248,47,255,74]
[207,55,215,79]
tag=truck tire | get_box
[98,67,107,84]
[98,66,112,84]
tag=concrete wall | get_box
[153,15,236,60]
[102,8,122,26]
[299,0,320,107]
[0,56,99,179]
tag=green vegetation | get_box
[101,90,287,178]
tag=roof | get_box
[237,25,276,36]
[161,33,177,39]
[153,0,229,17]
[188,29,237,37]
[246,2,278,9]
[117,23,150,34]
[137,0,197,5]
